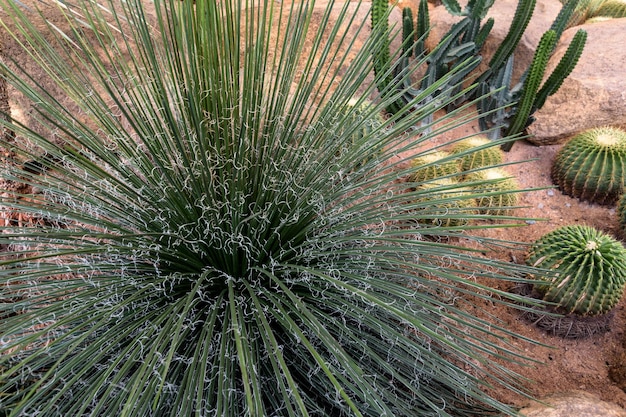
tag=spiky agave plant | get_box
[552,126,626,205]
[0,0,541,415]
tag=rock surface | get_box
[527,18,626,145]
[518,391,626,417]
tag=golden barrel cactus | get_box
[551,126,626,205]
[410,151,460,184]
[413,178,477,227]
[526,225,626,316]
[463,168,519,216]
[449,136,504,172]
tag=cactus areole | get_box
[527,225,626,316]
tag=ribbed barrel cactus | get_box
[551,126,626,205]
[410,151,460,183]
[450,136,504,172]
[527,225,626,316]
[414,178,476,227]
[463,168,519,216]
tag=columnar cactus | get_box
[463,168,519,215]
[551,126,626,205]
[527,225,626,316]
[410,151,459,183]
[449,136,504,172]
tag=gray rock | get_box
[518,391,626,417]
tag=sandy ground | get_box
[420,118,626,410]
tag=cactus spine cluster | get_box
[526,225,626,316]
[450,136,504,172]
[414,178,477,227]
[552,126,626,205]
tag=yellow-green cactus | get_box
[410,151,460,184]
[449,136,505,172]
[526,225,626,316]
[414,178,477,227]
[551,126,626,205]
[568,0,626,26]
[463,168,519,215]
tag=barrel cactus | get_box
[413,178,477,227]
[569,0,626,26]
[526,225,626,317]
[449,136,504,172]
[410,151,460,183]
[463,168,519,216]
[551,126,626,205]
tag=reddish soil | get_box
[424,119,626,411]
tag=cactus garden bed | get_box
[2,1,626,415]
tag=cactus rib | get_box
[534,29,587,110]
[527,225,626,316]
[502,30,557,148]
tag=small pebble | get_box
[547,189,555,196]
[537,203,544,209]
[525,220,536,225]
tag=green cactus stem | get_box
[414,0,430,58]
[526,225,626,316]
[410,151,460,183]
[402,7,414,57]
[463,168,519,215]
[552,126,626,205]
[449,136,504,172]
[501,29,557,150]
